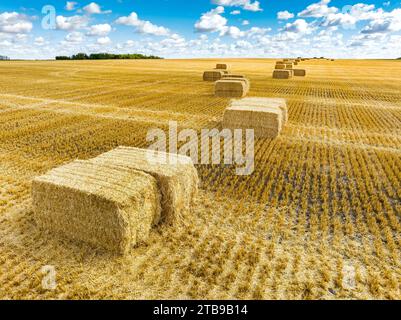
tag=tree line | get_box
[55,53,163,60]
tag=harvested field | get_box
[0,58,400,299]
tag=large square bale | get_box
[203,70,224,81]
[294,69,306,76]
[221,77,250,91]
[90,147,199,225]
[285,63,293,69]
[222,104,283,138]
[231,97,288,124]
[216,63,229,70]
[275,64,286,70]
[32,160,161,254]
[273,70,292,79]
[215,80,247,98]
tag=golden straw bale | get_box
[90,147,199,225]
[275,64,286,70]
[293,69,306,76]
[216,63,229,70]
[32,160,161,254]
[223,103,283,138]
[285,63,293,69]
[273,70,292,79]
[215,80,247,98]
[231,97,288,124]
[203,70,224,81]
[221,77,250,91]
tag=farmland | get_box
[0,58,400,299]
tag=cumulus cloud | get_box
[87,23,111,36]
[56,15,89,30]
[212,0,262,12]
[361,8,401,33]
[298,0,337,18]
[282,19,313,34]
[65,2,78,11]
[65,31,84,43]
[116,12,170,36]
[97,36,111,45]
[230,10,241,15]
[194,6,227,32]
[277,11,294,20]
[0,12,32,34]
[242,20,250,25]
[83,2,111,15]
[34,36,46,46]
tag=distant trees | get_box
[55,53,163,60]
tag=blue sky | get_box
[1,0,401,59]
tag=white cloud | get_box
[361,8,401,33]
[298,0,338,18]
[230,10,241,15]
[87,24,111,36]
[242,20,250,25]
[212,0,262,12]
[65,2,78,11]
[116,12,171,36]
[277,11,294,20]
[97,36,111,45]
[56,15,89,30]
[83,2,111,15]
[65,31,84,43]
[194,6,227,32]
[220,26,245,38]
[0,12,32,34]
[282,19,313,34]
[34,36,45,46]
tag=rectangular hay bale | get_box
[275,64,286,70]
[293,69,306,76]
[32,160,162,254]
[215,80,247,98]
[216,63,228,70]
[273,70,292,79]
[230,97,288,124]
[203,70,224,81]
[90,147,199,225]
[223,103,283,138]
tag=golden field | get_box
[0,58,400,299]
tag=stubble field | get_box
[0,58,400,299]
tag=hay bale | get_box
[203,70,224,81]
[32,160,161,254]
[223,102,283,138]
[273,70,292,79]
[215,80,247,98]
[275,64,286,70]
[221,77,250,91]
[276,61,285,65]
[90,147,198,225]
[216,63,229,70]
[231,97,288,124]
[294,62,298,65]
[294,69,306,76]
[285,63,293,69]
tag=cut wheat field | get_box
[0,58,400,299]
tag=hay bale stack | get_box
[223,101,283,138]
[273,70,292,79]
[293,69,306,77]
[215,80,248,98]
[230,97,288,124]
[32,160,161,254]
[203,70,224,82]
[216,63,229,70]
[91,147,198,225]
[285,63,293,69]
[276,61,285,65]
